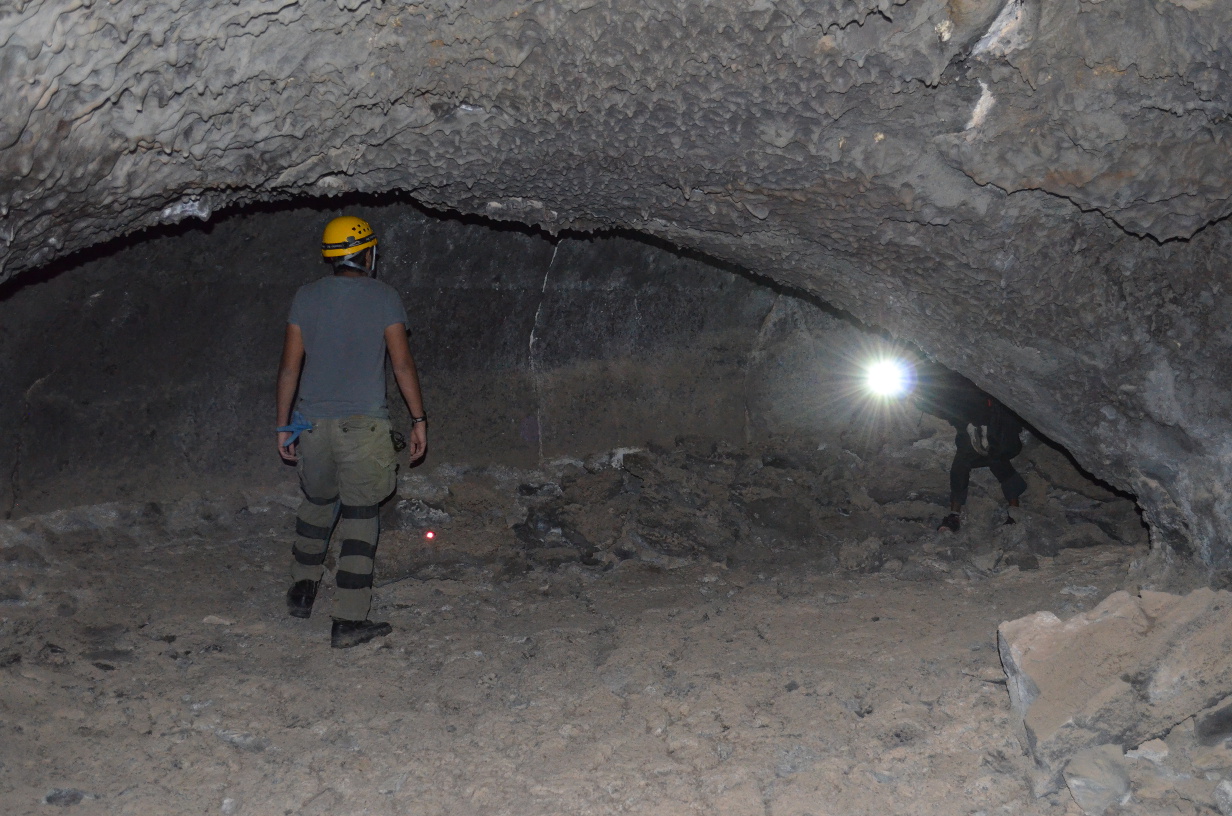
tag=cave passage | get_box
[0,196,1164,816]
[0,196,1145,564]
[2,0,1228,807]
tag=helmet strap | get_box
[336,246,377,276]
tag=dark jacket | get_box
[915,366,1022,460]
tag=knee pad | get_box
[339,503,379,520]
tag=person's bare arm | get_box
[385,323,427,462]
[276,324,305,462]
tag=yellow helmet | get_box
[321,216,378,259]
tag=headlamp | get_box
[865,358,913,399]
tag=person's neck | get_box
[334,270,368,278]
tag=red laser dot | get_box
[425,531,435,540]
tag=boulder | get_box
[998,588,1232,795]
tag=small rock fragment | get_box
[1001,552,1039,571]
[970,551,999,572]
[1125,738,1168,763]
[839,536,881,572]
[1216,779,1232,816]
[44,789,86,807]
[211,728,267,752]
[1063,744,1130,815]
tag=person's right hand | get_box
[278,431,298,463]
[408,423,427,463]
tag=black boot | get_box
[937,513,961,533]
[286,580,318,618]
[331,619,392,648]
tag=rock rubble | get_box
[0,432,1156,815]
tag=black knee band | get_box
[305,493,338,506]
[292,543,327,566]
[335,569,374,590]
[340,503,379,520]
[339,538,378,560]
[296,518,333,540]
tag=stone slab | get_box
[999,588,1232,794]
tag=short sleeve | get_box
[384,286,408,328]
[288,286,306,325]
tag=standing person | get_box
[914,366,1026,532]
[275,215,427,648]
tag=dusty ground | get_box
[2,422,1194,815]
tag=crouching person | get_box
[939,393,1026,532]
[914,365,1026,533]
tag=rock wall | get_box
[1,1,1230,563]
[0,202,888,516]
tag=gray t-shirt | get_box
[288,275,408,419]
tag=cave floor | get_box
[0,491,1146,816]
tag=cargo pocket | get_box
[339,417,396,505]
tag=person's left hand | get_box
[278,431,298,462]
[408,423,427,463]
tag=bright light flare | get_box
[425,530,436,540]
[865,358,912,398]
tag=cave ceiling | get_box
[2,0,1231,565]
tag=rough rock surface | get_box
[1219,778,1232,816]
[1,1,1231,566]
[999,587,1232,795]
[1062,744,1131,816]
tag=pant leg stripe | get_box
[339,538,378,560]
[296,518,333,540]
[339,503,379,520]
[292,544,328,566]
[305,493,338,506]
[336,569,374,590]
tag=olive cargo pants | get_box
[291,416,396,622]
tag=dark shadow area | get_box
[1021,419,1138,503]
